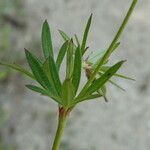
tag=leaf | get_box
[72,46,82,94]
[48,56,62,96]
[25,50,53,91]
[78,61,125,98]
[81,14,92,55]
[62,79,75,106]
[42,20,54,59]
[58,30,70,41]
[56,41,68,71]
[66,39,74,79]
[26,85,62,104]
[0,62,35,79]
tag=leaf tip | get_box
[90,13,93,19]
[44,19,48,25]
[24,48,30,55]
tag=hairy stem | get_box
[52,107,70,150]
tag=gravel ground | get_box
[0,0,150,150]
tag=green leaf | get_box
[81,14,92,55]
[48,56,62,96]
[56,41,68,71]
[42,20,54,59]
[62,79,75,106]
[78,61,125,97]
[26,85,62,104]
[0,62,35,79]
[25,50,53,91]
[72,46,82,94]
[66,39,74,79]
[58,30,70,41]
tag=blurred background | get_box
[0,0,149,149]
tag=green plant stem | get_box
[78,0,137,98]
[52,108,69,150]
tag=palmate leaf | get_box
[42,20,54,59]
[78,61,125,98]
[0,62,35,79]
[25,50,54,92]
[81,14,92,55]
[26,85,62,104]
[56,41,68,71]
[72,46,82,94]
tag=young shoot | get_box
[0,0,137,149]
